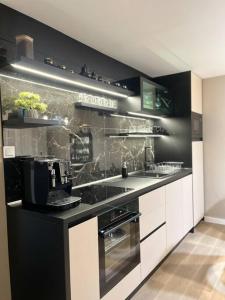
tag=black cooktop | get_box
[72,185,133,205]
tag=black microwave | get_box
[192,112,203,141]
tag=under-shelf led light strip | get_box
[10,63,128,98]
[128,111,163,120]
[0,73,81,95]
[110,114,145,121]
[109,134,162,138]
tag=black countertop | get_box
[8,168,192,226]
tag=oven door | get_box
[98,212,140,297]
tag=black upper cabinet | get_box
[141,77,174,116]
[116,76,174,116]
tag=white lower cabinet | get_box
[140,224,166,281]
[101,265,141,300]
[192,141,204,226]
[182,175,193,236]
[166,180,184,252]
[166,175,193,252]
[139,187,166,240]
[69,217,100,300]
[68,175,193,300]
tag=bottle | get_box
[122,162,128,178]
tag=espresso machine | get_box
[21,157,81,210]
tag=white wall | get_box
[203,75,225,219]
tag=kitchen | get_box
[0,1,222,300]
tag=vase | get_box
[17,108,39,119]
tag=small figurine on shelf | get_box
[44,57,54,66]
[91,71,97,80]
[14,91,48,119]
[80,64,89,77]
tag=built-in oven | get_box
[192,112,203,141]
[98,198,140,298]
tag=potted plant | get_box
[14,91,48,118]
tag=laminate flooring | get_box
[132,222,225,300]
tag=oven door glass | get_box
[99,213,140,297]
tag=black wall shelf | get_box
[3,117,65,128]
[106,132,168,138]
[3,57,135,98]
[75,102,117,112]
[110,112,164,121]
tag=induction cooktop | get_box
[72,185,133,205]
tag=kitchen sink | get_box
[130,171,170,179]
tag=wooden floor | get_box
[132,222,225,300]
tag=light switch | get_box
[3,146,16,158]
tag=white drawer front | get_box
[140,206,165,239]
[141,225,166,281]
[139,187,165,216]
[101,265,141,300]
[139,187,166,239]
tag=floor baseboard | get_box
[204,216,225,225]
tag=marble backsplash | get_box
[0,75,154,186]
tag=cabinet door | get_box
[69,217,100,300]
[165,180,183,252]
[182,175,193,235]
[140,225,166,281]
[192,141,204,226]
[139,187,166,239]
[191,73,202,114]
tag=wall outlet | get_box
[3,146,16,158]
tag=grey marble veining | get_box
[0,75,155,186]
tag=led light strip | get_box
[108,134,162,138]
[128,111,163,119]
[0,73,79,94]
[110,114,145,121]
[10,63,128,99]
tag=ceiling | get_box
[2,0,225,78]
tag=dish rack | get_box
[147,162,184,174]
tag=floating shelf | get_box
[3,57,134,98]
[3,117,66,129]
[75,102,117,112]
[106,132,168,138]
[110,112,165,121]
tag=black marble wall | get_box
[1,75,154,187]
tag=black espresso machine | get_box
[4,156,81,210]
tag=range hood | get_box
[2,57,134,99]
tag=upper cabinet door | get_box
[141,77,174,116]
[191,73,202,114]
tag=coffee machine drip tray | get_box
[47,190,81,210]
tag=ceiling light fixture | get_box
[128,111,163,119]
[10,63,128,99]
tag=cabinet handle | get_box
[99,212,141,237]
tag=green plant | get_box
[15,92,48,113]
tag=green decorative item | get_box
[14,92,48,118]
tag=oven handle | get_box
[99,212,141,237]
